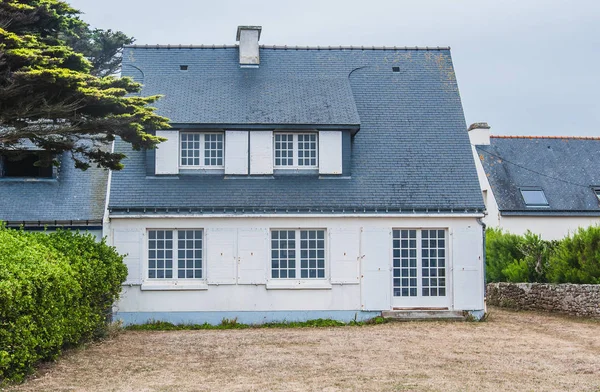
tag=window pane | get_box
[148,230,174,279]
[299,230,325,279]
[297,134,317,167]
[271,230,296,279]
[204,133,224,166]
[421,229,446,297]
[520,189,548,206]
[177,230,203,279]
[392,230,417,297]
[180,133,201,166]
[274,134,294,167]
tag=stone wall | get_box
[486,283,600,318]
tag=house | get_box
[0,146,108,239]
[108,26,486,325]
[469,123,600,240]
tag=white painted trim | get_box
[265,280,332,290]
[102,140,114,239]
[110,213,485,219]
[141,282,208,291]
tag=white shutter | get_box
[318,131,342,175]
[452,226,484,309]
[361,227,391,310]
[249,131,273,175]
[225,130,249,175]
[329,228,360,284]
[155,130,179,175]
[237,228,268,284]
[206,228,237,284]
[113,229,143,285]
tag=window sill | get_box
[141,280,208,291]
[265,280,332,290]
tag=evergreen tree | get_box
[0,0,169,170]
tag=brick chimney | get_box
[236,26,262,68]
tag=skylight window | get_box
[520,189,549,207]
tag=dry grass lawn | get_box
[7,307,600,392]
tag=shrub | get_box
[485,228,524,282]
[547,226,600,284]
[0,227,127,382]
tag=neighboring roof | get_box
[110,46,483,214]
[476,136,600,215]
[0,153,108,225]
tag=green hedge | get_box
[0,228,127,382]
[486,226,600,284]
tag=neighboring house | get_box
[0,148,108,239]
[108,26,486,325]
[469,123,600,240]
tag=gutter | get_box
[109,213,485,219]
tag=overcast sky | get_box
[69,0,599,136]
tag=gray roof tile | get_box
[476,137,600,214]
[111,47,483,212]
[0,153,108,224]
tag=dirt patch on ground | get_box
[7,307,600,392]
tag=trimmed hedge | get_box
[486,226,600,284]
[0,228,127,382]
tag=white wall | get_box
[498,216,600,240]
[109,215,484,316]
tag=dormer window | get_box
[0,151,54,178]
[520,188,549,207]
[274,132,318,168]
[180,132,224,168]
[594,188,600,203]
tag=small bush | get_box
[547,226,600,284]
[0,227,127,382]
[485,228,524,282]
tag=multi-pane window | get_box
[271,229,326,279]
[180,132,223,167]
[274,134,294,166]
[392,229,446,297]
[274,133,318,168]
[148,229,203,280]
[421,230,446,297]
[392,230,417,297]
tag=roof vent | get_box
[236,25,262,68]
[468,122,491,146]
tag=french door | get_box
[391,229,451,309]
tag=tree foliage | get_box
[486,226,600,284]
[0,0,168,170]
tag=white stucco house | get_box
[469,123,600,240]
[106,26,486,325]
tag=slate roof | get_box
[0,153,108,225]
[476,136,600,215]
[110,46,484,214]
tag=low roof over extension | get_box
[476,136,600,215]
[0,153,108,227]
[110,40,484,214]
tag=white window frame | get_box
[142,228,207,291]
[267,228,331,290]
[273,132,318,169]
[392,228,448,299]
[180,132,225,169]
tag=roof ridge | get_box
[491,135,600,141]
[124,44,450,51]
